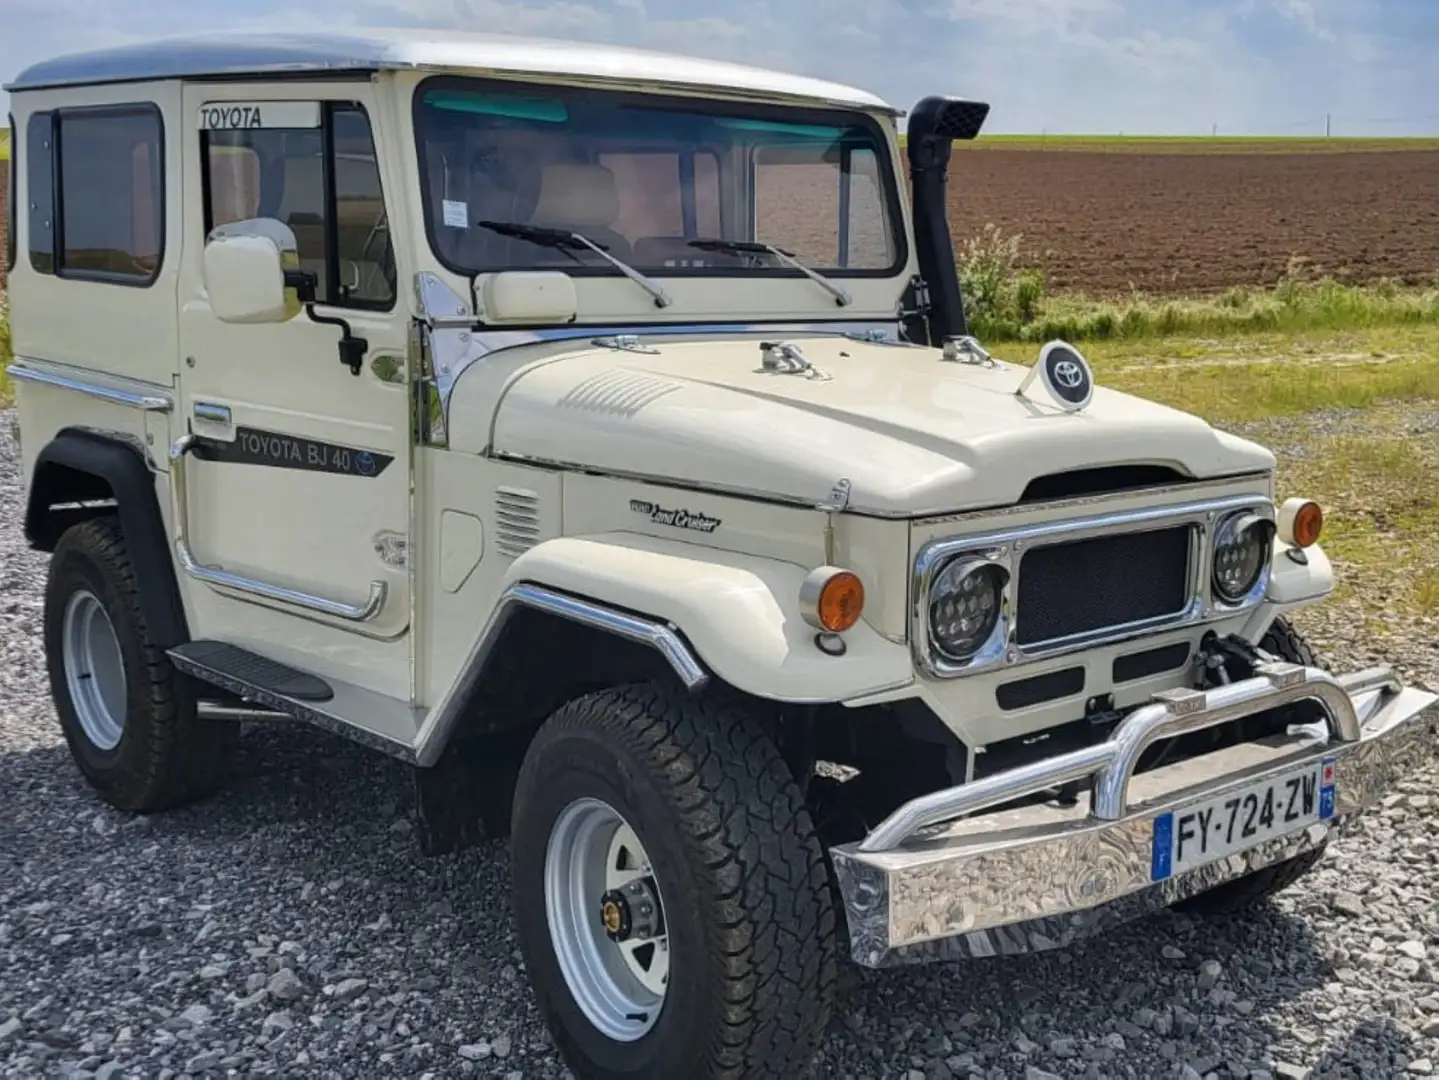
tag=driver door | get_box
[175,84,413,703]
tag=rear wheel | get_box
[1175,615,1327,914]
[43,517,235,812]
[509,683,837,1079]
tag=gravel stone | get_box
[1197,959,1223,991]
[1332,892,1366,917]
[2,403,1439,1079]
[266,968,304,1002]
[330,977,369,1003]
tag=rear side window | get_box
[27,104,165,285]
[58,109,164,282]
[27,113,53,274]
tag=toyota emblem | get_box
[1014,340,1095,412]
[1052,360,1084,389]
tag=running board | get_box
[168,641,425,762]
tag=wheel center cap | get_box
[599,889,635,941]
[601,897,626,937]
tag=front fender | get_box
[507,533,916,704]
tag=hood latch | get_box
[759,340,830,380]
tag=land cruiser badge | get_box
[630,500,721,533]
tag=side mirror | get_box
[202,218,303,324]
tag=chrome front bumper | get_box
[831,662,1439,968]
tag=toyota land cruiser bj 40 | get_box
[5,29,1436,1080]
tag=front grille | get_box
[1015,526,1191,646]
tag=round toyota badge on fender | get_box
[1014,339,1095,412]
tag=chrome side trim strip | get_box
[169,434,388,622]
[8,361,172,412]
[196,701,292,722]
[857,661,1386,852]
[912,493,1275,678]
[413,582,709,766]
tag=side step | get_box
[168,641,425,762]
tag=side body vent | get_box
[495,487,542,557]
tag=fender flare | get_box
[26,427,190,649]
[412,533,915,766]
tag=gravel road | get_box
[2,407,1438,1080]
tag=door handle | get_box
[193,402,232,425]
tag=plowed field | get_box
[947,146,1439,295]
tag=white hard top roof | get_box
[4,28,897,113]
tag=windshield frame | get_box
[409,74,910,284]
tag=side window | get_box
[5,115,15,274]
[27,113,54,274]
[205,103,394,309]
[26,105,164,284]
[58,108,164,282]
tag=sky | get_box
[1,0,1438,136]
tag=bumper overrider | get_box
[830,662,1439,968]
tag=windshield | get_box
[413,77,903,279]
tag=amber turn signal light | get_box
[1277,498,1323,548]
[800,567,865,633]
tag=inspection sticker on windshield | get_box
[1149,757,1336,881]
[442,200,469,229]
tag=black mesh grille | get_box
[1016,527,1191,646]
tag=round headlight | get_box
[1211,511,1275,603]
[929,558,1007,661]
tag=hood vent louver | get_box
[495,487,542,558]
[558,368,682,418]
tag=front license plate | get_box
[1150,756,1336,881]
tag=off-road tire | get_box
[1174,615,1327,914]
[43,517,235,812]
[509,682,838,1080]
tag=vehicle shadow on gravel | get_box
[831,890,1423,1076]
[2,723,1426,1079]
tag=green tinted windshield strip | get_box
[713,117,845,138]
[421,90,568,122]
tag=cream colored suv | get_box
[6,29,1436,1079]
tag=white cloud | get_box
[934,0,1124,29]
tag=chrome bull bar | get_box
[832,662,1439,968]
[860,662,1393,853]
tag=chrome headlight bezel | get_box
[1209,509,1277,608]
[927,555,1010,665]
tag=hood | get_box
[451,334,1274,516]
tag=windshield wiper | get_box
[688,238,852,307]
[476,220,672,308]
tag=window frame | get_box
[5,113,15,274]
[37,102,167,288]
[409,74,911,282]
[199,100,396,313]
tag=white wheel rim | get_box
[544,797,670,1041]
[61,589,128,751]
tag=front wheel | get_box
[509,683,837,1080]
